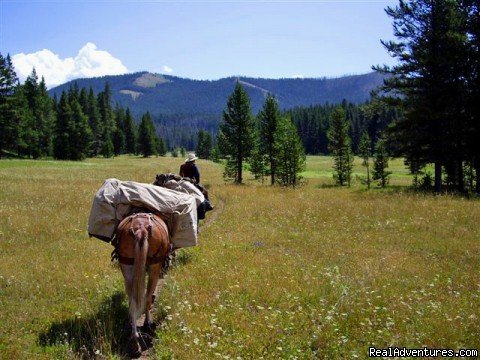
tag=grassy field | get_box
[0,156,479,359]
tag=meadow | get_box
[0,156,479,359]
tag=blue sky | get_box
[1,0,398,87]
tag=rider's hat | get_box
[185,153,198,163]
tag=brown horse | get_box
[115,212,170,356]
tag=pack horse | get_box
[115,212,170,356]
[88,178,201,356]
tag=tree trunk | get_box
[434,161,442,193]
[270,157,275,186]
[475,160,480,195]
[366,163,370,189]
[457,159,464,192]
[237,156,243,184]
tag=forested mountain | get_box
[49,71,386,119]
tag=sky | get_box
[1,0,398,88]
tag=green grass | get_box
[0,155,479,359]
[301,156,413,184]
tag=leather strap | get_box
[118,255,163,266]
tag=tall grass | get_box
[0,156,478,359]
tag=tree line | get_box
[286,99,399,155]
[0,57,167,160]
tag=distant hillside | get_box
[49,71,386,119]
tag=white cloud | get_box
[12,42,128,88]
[162,65,173,74]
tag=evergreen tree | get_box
[22,69,40,158]
[196,129,213,159]
[249,137,268,182]
[375,0,468,192]
[79,87,88,113]
[210,146,220,163]
[358,130,372,189]
[99,127,114,158]
[327,106,354,186]
[373,138,392,187]
[68,82,80,107]
[463,0,480,193]
[137,112,157,157]
[156,136,167,156]
[218,82,255,184]
[0,53,19,157]
[53,92,73,160]
[70,100,92,160]
[123,108,137,154]
[112,105,126,156]
[22,70,54,158]
[37,77,54,157]
[274,116,306,187]
[11,85,32,157]
[258,94,281,184]
[87,88,102,156]
[97,82,115,158]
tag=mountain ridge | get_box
[49,71,386,119]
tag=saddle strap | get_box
[118,255,163,266]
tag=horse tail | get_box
[131,225,149,320]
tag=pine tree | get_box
[37,77,54,157]
[68,82,80,107]
[97,83,115,158]
[87,88,102,156]
[373,138,392,187]
[0,53,19,157]
[249,138,268,182]
[123,108,137,154]
[137,112,157,157]
[258,94,281,185]
[112,105,126,156]
[196,129,213,159]
[22,70,54,158]
[11,85,31,157]
[274,116,306,187]
[180,147,186,158]
[327,106,354,186]
[463,0,480,193]
[156,136,167,156]
[218,82,255,184]
[79,88,88,113]
[210,146,220,163]
[70,100,92,160]
[22,69,41,158]
[53,92,73,160]
[99,127,114,158]
[375,0,468,192]
[358,130,372,189]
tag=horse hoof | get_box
[128,339,142,358]
[143,321,157,335]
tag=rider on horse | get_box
[179,153,213,212]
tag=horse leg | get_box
[144,263,161,330]
[121,264,141,355]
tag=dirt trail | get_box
[136,198,225,359]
